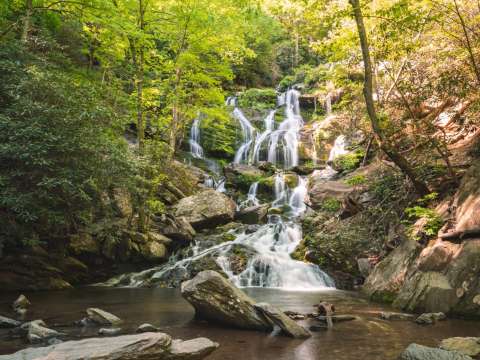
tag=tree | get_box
[349,0,430,195]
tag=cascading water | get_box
[189,116,204,159]
[239,182,260,209]
[312,134,349,180]
[253,89,303,168]
[104,88,334,291]
[233,107,256,164]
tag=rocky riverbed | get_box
[1,287,479,360]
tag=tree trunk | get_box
[349,0,430,196]
[21,0,33,43]
[453,0,480,85]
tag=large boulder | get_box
[181,270,271,331]
[440,337,480,357]
[174,190,236,230]
[308,176,355,210]
[86,308,122,326]
[399,343,473,360]
[236,204,269,224]
[157,216,196,243]
[0,332,218,360]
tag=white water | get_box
[239,182,260,209]
[189,116,204,159]
[313,134,349,180]
[105,88,334,291]
[218,175,333,290]
[233,107,256,164]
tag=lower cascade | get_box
[105,172,334,290]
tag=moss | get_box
[321,198,342,213]
[333,149,365,173]
[370,290,397,304]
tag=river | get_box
[1,287,478,359]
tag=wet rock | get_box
[174,190,236,230]
[157,215,196,243]
[181,270,271,331]
[284,310,306,320]
[0,315,21,328]
[0,332,219,360]
[13,294,31,310]
[309,324,328,332]
[415,312,446,325]
[399,343,473,360]
[379,312,414,321]
[27,320,64,343]
[440,337,480,357]
[98,327,122,336]
[236,204,269,225]
[168,337,220,359]
[86,308,123,326]
[245,224,261,234]
[137,323,160,333]
[254,303,311,339]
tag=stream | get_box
[1,288,479,359]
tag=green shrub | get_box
[333,150,365,172]
[344,174,367,186]
[237,88,277,110]
[321,198,342,213]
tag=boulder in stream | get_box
[415,312,446,325]
[137,323,160,333]
[181,270,271,331]
[440,337,480,357]
[0,315,21,328]
[399,343,473,360]
[174,190,236,230]
[254,303,311,338]
[26,320,65,344]
[0,332,219,360]
[86,308,123,326]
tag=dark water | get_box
[1,287,479,359]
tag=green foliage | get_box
[321,198,342,213]
[404,192,443,239]
[199,109,236,159]
[344,174,367,186]
[0,41,134,246]
[237,88,277,110]
[333,150,365,172]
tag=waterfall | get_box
[239,182,260,209]
[313,135,349,179]
[233,107,256,164]
[189,116,204,159]
[252,110,276,163]
[218,175,334,290]
[261,89,303,168]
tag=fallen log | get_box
[439,227,480,242]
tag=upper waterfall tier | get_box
[230,89,304,169]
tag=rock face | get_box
[0,332,219,360]
[236,204,269,224]
[181,270,271,331]
[254,303,311,338]
[440,337,480,357]
[399,343,473,360]
[174,190,236,230]
[363,160,480,316]
[86,308,122,326]
[308,176,355,210]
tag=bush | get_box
[333,150,365,172]
[0,41,134,247]
[237,88,278,110]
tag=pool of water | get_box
[1,287,478,359]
